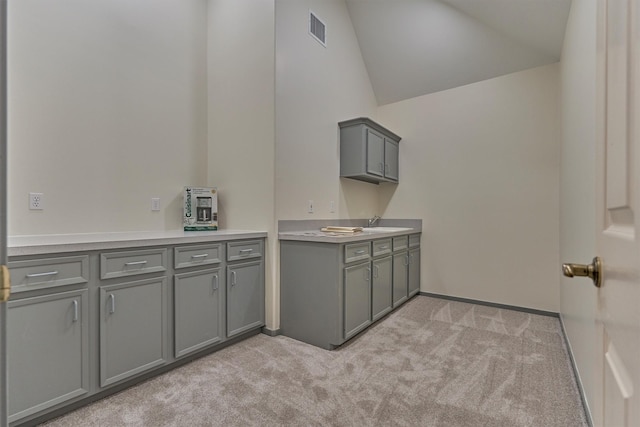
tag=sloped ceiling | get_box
[345,0,572,105]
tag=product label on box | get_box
[184,187,218,231]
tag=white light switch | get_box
[151,198,160,211]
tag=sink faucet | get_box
[367,215,381,227]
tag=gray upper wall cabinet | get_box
[339,117,401,184]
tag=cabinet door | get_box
[174,268,222,358]
[100,277,167,387]
[8,290,89,423]
[372,256,393,321]
[393,252,409,307]
[366,128,385,177]
[408,248,420,297]
[227,260,264,338]
[384,139,399,181]
[344,261,372,339]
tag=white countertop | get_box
[8,229,267,256]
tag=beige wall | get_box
[377,64,561,312]
[275,0,379,222]
[8,0,565,329]
[559,1,600,425]
[8,0,208,234]
[207,0,277,329]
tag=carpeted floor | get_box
[42,296,588,426]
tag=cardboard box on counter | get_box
[183,187,218,231]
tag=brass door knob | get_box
[562,256,602,288]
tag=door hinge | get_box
[0,265,11,302]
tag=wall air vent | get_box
[309,11,326,47]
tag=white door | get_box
[595,0,640,425]
[0,0,8,425]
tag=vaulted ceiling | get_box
[345,0,572,105]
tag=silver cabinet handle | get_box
[72,300,79,322]
[125,260,148,266]
[374,265,379,279]
[231,271,237,286]
[239,249,253,255]
[191,253,208,259]
[404,255,410,266]
[366,268,371,281]
[212,274,219,291]
[355,250,366,255]
[109,294,116,314]
[26,271,58,278]
[379,246,389,250]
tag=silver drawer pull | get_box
[212,274,219,291]
[26,271,58,278]
[239,249,254,254]
[109,294,116,314]
[379,246,389,250]
[231,271,237,286]
[72,300,79,322]
[191,253,209,259]
[125,260,148,266]
[354,250,366,255]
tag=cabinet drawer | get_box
[174,244,222,269]
[409,234,421,248]
[227,240,262,262]
[372,239,392,257]
[393,236,408,251]
[344,242,371,263]
[100,248,167,280]
[9,256,89,293]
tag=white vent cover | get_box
[309,11,326,47]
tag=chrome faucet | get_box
[367,215,381,227]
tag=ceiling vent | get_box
[309,11,326,47]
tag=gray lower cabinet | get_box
[344,261,372,339]
[371,255,393,321]
[393,252,409,307]
[227,260,264,338]
[174,268,222,358]
[7,235,266,425]
[7,289,89,423]
[281,233,420,350]
[99,277,168,387]
[408,248,420,297]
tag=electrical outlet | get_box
[29,192,44,210]
[329,200,335,213]
[307,200,314,213]
[151,197,160,211]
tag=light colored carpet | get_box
[42,296,588,426]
